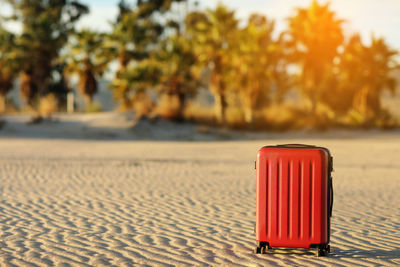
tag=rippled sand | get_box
[0,120,400,266]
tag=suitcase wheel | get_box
[254,247,260,254]
[254,242,270,254]
[254,246,268,254]
[315,245,330,257]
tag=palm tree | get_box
[185,4,239,124]
[339,36,397,120]
[234,14,290,124]
[322,35,364,115]
[107,0,186,110]
[64,30,109,106]
[0,26,17,113]
[356,37,397,118]
[113,58,160,115]
[106,9,160,109]
[5,0,88,108]
[155,34,199,121]
[287,0,344,114]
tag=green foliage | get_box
[47,63,70,110]
[338,36,397,121]
[153,34,200,120]
[0,26,17,112]
[287,0,344,113]
[186,4,239,123]
[0,0,398,130]
[108,0,186,110]
[111,58,160,107]
[185,6,291,125]
[86,101,103,113]
[5,0,89,106]
[234,14,290,124]
[64,30,109,105]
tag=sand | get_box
[0,113,400,266]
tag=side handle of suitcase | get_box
[329,176,333,218]
[326,157,334,256]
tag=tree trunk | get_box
[118,49,129,77]
[242,80,261,125]
[177,91,186,122]
[0,94,5,114]
[84,94,93,106]
[304,68,320,116]
[67,91,75,113]
[353,86,367,119]
[79,62,97,110]
[241,90,254,125]
[214,92,227,124]
[310,95,317,115]
[114,50,131,110]
[210,55,227,125]
[243,105,253,125]
[353,86,380,121]
[20,70,38,108]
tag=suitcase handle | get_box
[275,144,316,148]
[329,177,333,217]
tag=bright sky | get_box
[1,0,399,51]
[76,0,400,51]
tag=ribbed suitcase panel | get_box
[257,147,328,248]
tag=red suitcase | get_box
[254,144,333,256]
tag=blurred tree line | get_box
[0,0,398,129]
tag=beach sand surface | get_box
[0,113,400,266]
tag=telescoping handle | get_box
[275,144,316,148]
